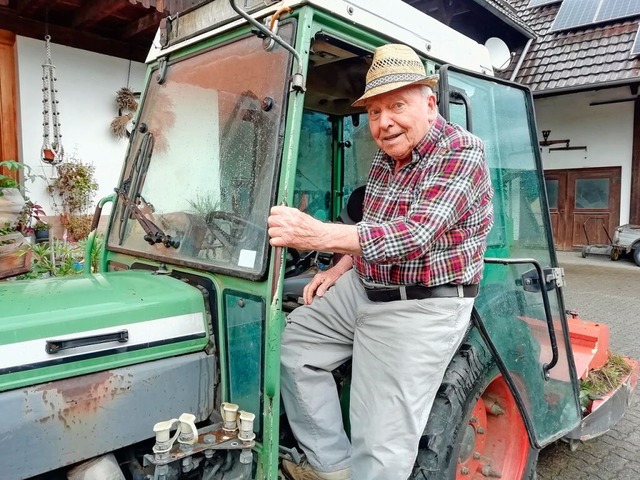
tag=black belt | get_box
[363,283,479,302]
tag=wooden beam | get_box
[130,0,159,7]
[72,0,126,29]
[121,10,163,39]
[0,7,148,62]
[130,0,194,14]
[15,0,51,16]
[129,0,207,15]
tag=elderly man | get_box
[268,43,494,480]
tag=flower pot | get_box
[0,232,31,279]
[35,229,50,242]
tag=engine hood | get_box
[0,270,209,391]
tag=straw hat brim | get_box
[352,75,438,108]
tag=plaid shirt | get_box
[354,114,494,286]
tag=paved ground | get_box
[537,251,640,480]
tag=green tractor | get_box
[1,1,637,479]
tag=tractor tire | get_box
[411,338,538,480]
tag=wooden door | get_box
[544,171,567,249]
[544,167,621,250]
[0,30,19,179]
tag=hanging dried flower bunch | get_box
[110,112,134,139]
[116,87,139,111]
[110,87,139,139]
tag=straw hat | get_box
[352,44,438,107]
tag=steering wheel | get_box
[205,211,321,274]
[205,210,264,255]
[285,250,323,277]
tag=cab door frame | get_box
[438,64,582,449]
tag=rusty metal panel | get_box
[164,0,279,45]
[1,352,215,479]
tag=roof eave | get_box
[472,0,536,38]
[532,77,640,98]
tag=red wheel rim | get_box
[455,375,529,479]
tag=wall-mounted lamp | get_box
[539,130,569,147]
[539,130,587,152]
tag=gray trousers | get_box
[281,270,474,480]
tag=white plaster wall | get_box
[534,87,634,224]
[16,36,147,216]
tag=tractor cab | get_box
[1,1,636,479]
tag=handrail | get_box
[229,0,305,91]
[484,257,559,379]
[84,194,116,274]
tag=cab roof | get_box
[147,0,493,75]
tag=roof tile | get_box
[509,0,640,92]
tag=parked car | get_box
[611,224,640,265]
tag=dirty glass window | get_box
[294,112,333,221]
[545,179,559,209]
[343,114,378,199]
[575,178,609,209]
[108,26,294,278]
[447,70,581,446]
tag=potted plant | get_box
[47,154,98,241]
[0,160,41,278]
[15,199,47,237]
[18,239,85,279]
[34,220,51,242]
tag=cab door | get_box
[438,65,582,447]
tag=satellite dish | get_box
[485,37,512,72]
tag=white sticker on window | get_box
[238,249,257,269]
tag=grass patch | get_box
[580,354,633,410]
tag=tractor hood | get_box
[0,270,209,392]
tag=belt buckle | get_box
[399,285,408,301]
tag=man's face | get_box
[366,85,437,163]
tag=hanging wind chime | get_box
[41,35,64,165]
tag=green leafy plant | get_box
[34,220,50,232]
[77,233,103,273]
[18,239,84,279]
[0,161,20,191]
[0,222,15,236]
[15,200,47,236]
[0,160,43,194]
[1,161,47,238]
[187,193,220,216]
[579,354,633,411]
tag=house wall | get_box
[15,36,147,218]
[535,87,634,224]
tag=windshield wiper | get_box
[118,130,154,244]
[114,186,180,249]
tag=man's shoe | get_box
[281,459,350,480]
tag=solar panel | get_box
[596,0,640,23]
[551,0,640,31]
[551,0,600,31]
[632,26,640,56]
[528,0,562,7]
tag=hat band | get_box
[364,72,427,92]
